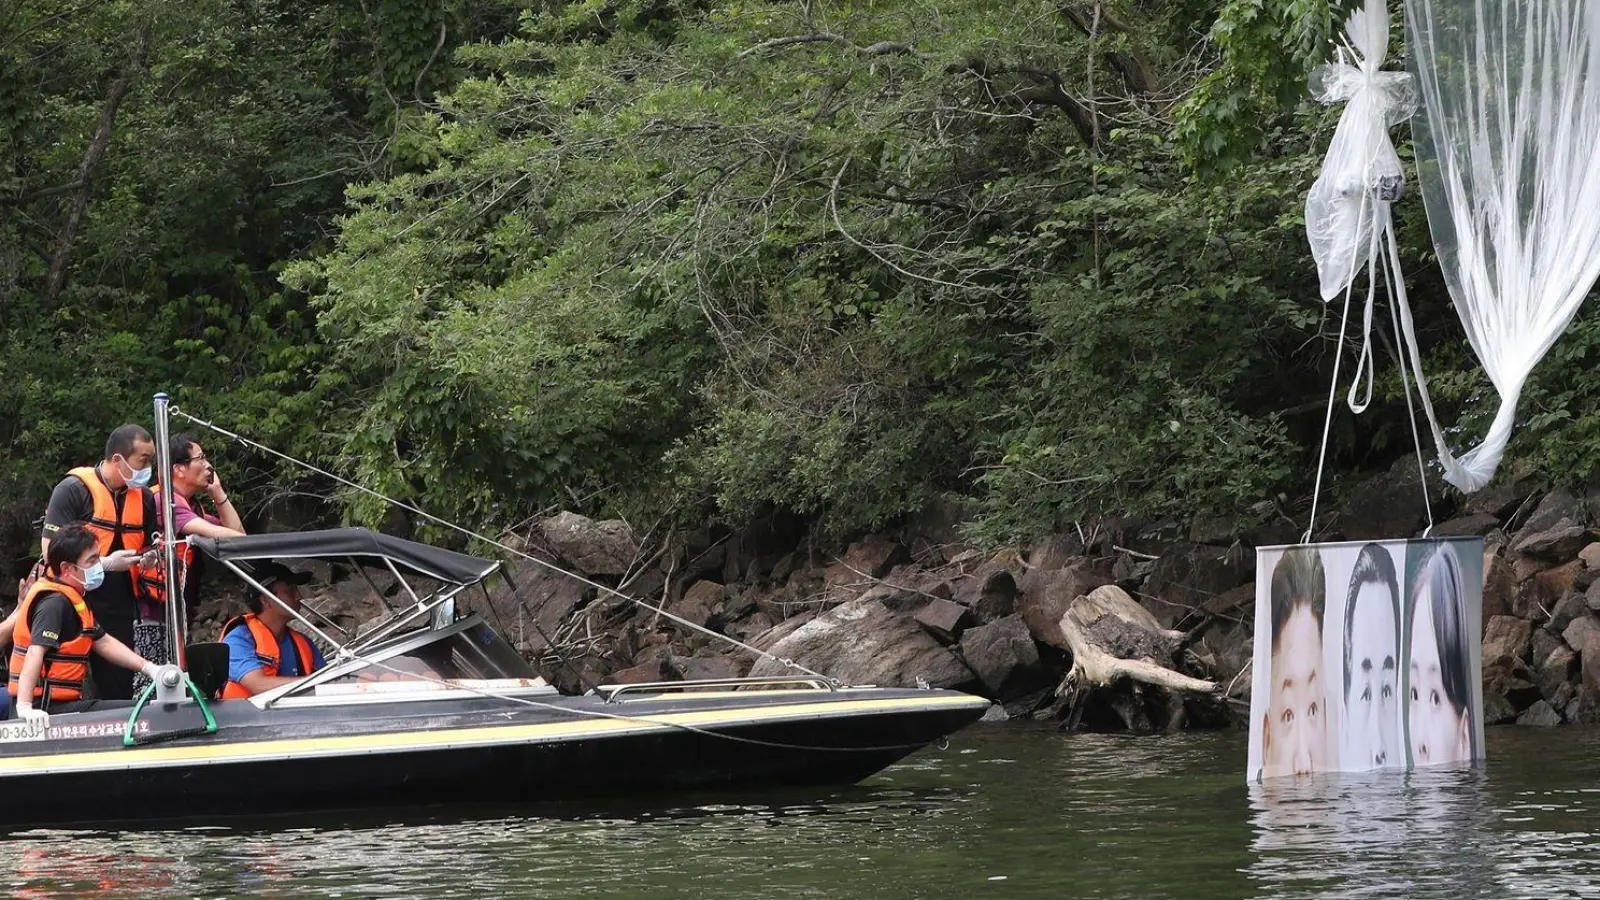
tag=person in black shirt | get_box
[10,525,161,724]
[1,425,157,701]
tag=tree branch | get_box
[952,59,1098,147]
[1060,2,1161,96]
[738,32,922,60]
[42,15,154,305]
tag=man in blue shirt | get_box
[220,562,326,698]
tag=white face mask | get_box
[117,456,153,488]
[76,561,105,591]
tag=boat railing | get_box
[596,675,839,701]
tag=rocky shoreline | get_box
[191,459,1599,731]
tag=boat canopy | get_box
[188,528,500,586]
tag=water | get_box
[5,722,1600,899]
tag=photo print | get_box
[1247,537,1483,782]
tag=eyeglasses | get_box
[177,454,209,466]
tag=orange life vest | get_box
[220,614,315,699]
[8,577,97,702]
[64,465,150,595]
[136,486,194,606]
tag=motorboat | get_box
[0,399,989,828]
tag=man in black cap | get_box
[218,562,325,699]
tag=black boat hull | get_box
[0,688,988,827]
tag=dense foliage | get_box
[2,0,1590,576]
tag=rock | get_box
[1341,457,1440,541]
[958,615,1041,697]
[1464,464,1540,519]
[1585,577,1600,613]
[1203,583,1255,617]
[824,535,906,586]
[1576,632,1600,725]
[1482,615,1532,667]
[484,564,590,651]
[1483,692,1518,725]
[1482,548,1514,623]
[1428,514,1502,537]
[1551,680,1576,712]
[1523,488,1584,534]
[1564,614,1600,653]
[1517,700,1562,727]
[1187,513,1236,545]
[1547,591,1589,636]
[1532,629,1565,669]
[539,512,640,576]
[1190,621,1252,698]
[980,704,1009,723]
[1538,645,1576,698]
[1139,542,1251,628]
[913,597,972,643]
[957,562,1020,621]
[1537,560,1584,602]
[769,552,797,584]
[1581,541,1600,571]
[1027,534,1085,572]
[1482,660,1541,713]
[670,580,725,628]
[1017,563,1108,650]
[748,598,973,688]
[678,653,749,681]
[1513,519,1591,561]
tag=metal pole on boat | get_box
[154,392,185,668]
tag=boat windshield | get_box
[329,619,540,684]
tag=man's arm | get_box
[236,668,306,694]
[205,477,245,534]
[14,644,48,708]
[180,517,244,539]
[91,632,155,675]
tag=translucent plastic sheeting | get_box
[1403,0,1600,492]
[1306,0,1417,304]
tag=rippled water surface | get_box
[6,723,1600,898]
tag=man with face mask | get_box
[9,524,162,724]
[31,424,159,701]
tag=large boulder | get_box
[669,580,725,628]
[1340,457,1442,541]
[958,614,1041,697]
[1537,644,1577,699]
[1576,632,1600,725]
[748,598,974,688]
[1427,514,1502,537]
[1139,542,1250,628]
[1513,519,1591,562]
[1522,488,1585,535]
[824,535,907,586]
[539,512,641,576]
[1518,700,1562,727]
[1482,615,1532,667]
[1017,563,1108,650]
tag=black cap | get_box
[250,560,313,589]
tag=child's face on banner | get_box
[1409,595,1471,765]
[1264,603,1327,777]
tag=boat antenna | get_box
[153,393,187,668]
[166,405,831,682]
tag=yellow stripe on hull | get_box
[0,693,988,776]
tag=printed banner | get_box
[1246,537,1485,781]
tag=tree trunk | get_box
[42,16,154,305]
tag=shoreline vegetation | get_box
[6,2,1600,730]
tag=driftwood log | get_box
[1054,585,1218,729]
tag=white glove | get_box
[15,702,48,730]
[101,549,140,572]
[140,660,162,682]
